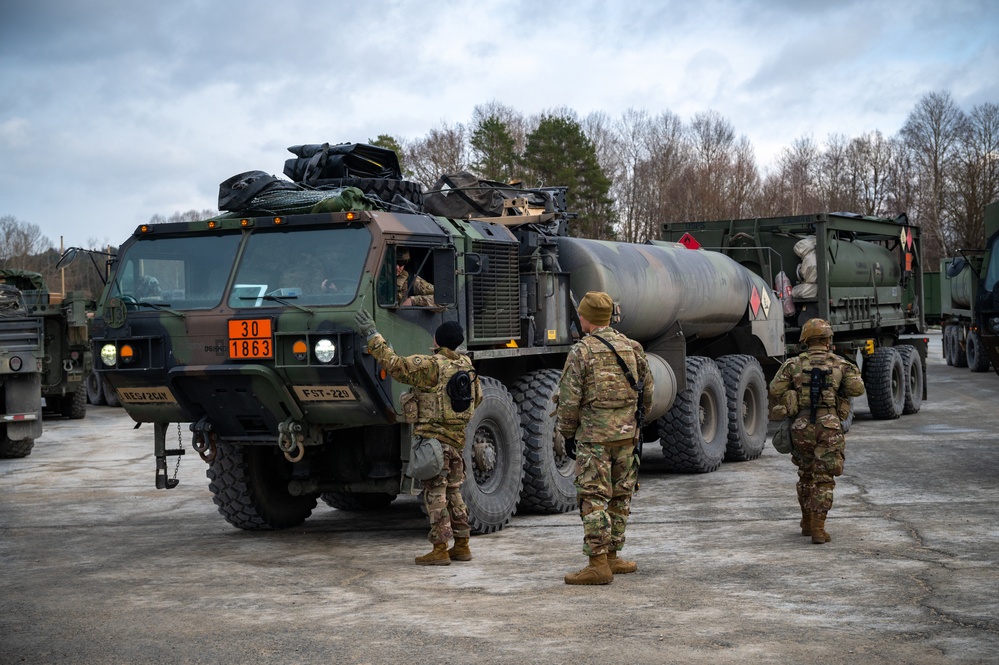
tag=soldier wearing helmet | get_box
[395,249,435,307]
[768,318,865,544]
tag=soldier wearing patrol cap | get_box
[768,318,865,544]
[557,291,654,585]
[354,309,482,565]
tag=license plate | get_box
[228,319,274,359]
[293,385,358,402]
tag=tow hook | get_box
[190,417,217,463]
[278,418,306,463]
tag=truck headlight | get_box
[991,317,999,334]
[314,338,336,364]
[100,343,118,367]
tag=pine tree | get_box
[523,115,615,239]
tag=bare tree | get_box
[403,121,469,188]
[949,102,999,251]
[0,215,53,270]
[900,90,967,260]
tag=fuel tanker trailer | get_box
[663,211,930,422]
[938,200,999,374]
[72,143,784,537]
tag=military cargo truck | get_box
[936,201,999,374]
[0,270,92,419]
[662,212,930,421]
[0,282,43,458]
[80,142,786,533]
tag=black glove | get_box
[564,437,576,460]
[354,308,377,340]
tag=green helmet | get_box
[800,318,833,343]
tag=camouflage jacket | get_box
[768,347,865,423]
[557,326,654,445]
[396,270,435,307]
[368,333,481,449]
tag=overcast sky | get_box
[1,0,997,251]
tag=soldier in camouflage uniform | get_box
[395,249,435,307]
[557,291,654,585]
[768,318,865,544]
[355,309,481,565]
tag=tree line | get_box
[386,90,996,267]
[3,90,995,297]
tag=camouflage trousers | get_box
[422,444,470,544]
[790,414,846,516]
[574,442,638,557]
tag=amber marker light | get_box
[120,344,136,364]
[139,225,151,233]
[207,220,218,229]
[292,339,308,361]
[345,212,357,221]
[273,217,284,225]
[379,368,387,381]
[240,219,251,227]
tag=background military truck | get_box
[0,270,92,420]
[79,142,787,534]
[662,212,930,422]
[0,281,43,458]
[935,200,999,374]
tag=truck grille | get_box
[468,240,520,343]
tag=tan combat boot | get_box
[800,509,812,536]
[448,537,472,562]
[810,514,831,544]
[564,554,613,585]
[415,543,451,565]
[607,550,637,574]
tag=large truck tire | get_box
[943,326,955,366]
[206,441,317,530]
[512,369,576,514]
[85,372,106,405]
[717,354,767,462]
[312,177,424,209]
[461,377,524,533]
[897,345,923,414]
[952,327,969,368]
[967,331,991,372]
[321,492,396,511]
[657,356,727,473]
[62,383,87,419]
[102,377,121,407]
[0,431,34,458]
[863,347,905,420]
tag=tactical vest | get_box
[400,353,477,428]
[581,332,639,409]
[790,351,843,412]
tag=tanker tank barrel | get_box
[555,237,768,342]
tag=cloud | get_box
[0,0,997,248]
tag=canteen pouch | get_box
[408,437,445,480]
[772,419,793,454]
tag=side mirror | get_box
[56,247,80,270]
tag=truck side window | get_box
[377,247,437,307]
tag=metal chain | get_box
[173,423,184,481]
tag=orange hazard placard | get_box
[228,319,273,359]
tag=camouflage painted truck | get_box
[1,281,43,458]
[0,270,93,420]
[79,142,785,533]
[935,200,999,374]
[662,212,930,422]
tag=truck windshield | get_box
[109,233,242,310]
[228,225,371,308]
